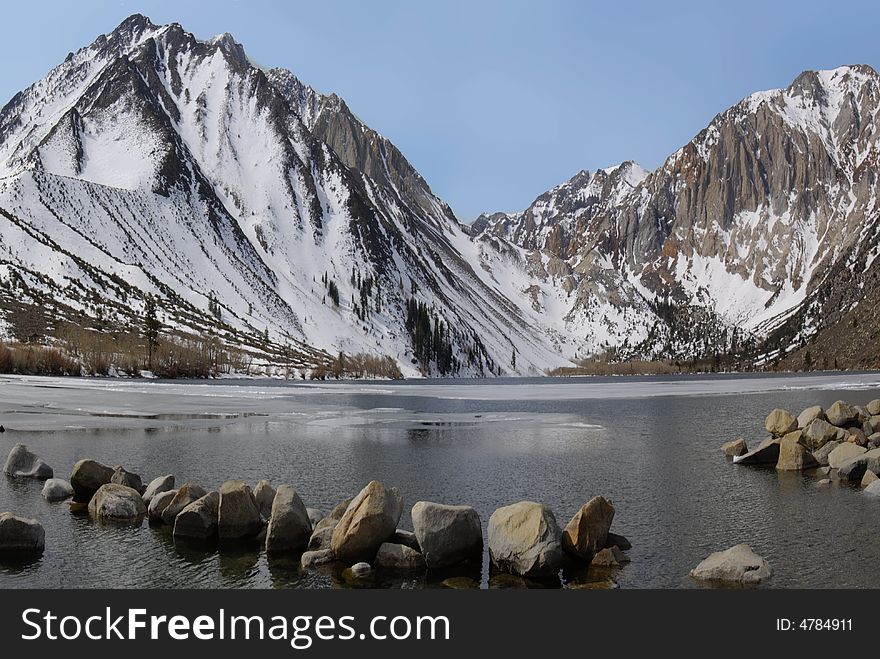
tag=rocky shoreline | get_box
[724,398,880,493]
[1,444,632,587]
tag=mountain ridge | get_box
[1,14,878,375]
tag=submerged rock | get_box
[331,481,403,564]
[70,459,114,502]
[265,485,312,552]
[733,437,781,465]
[605,532,632,551]
[148,488,178,523]
[721,438,748,457]
[590,546,630,567]
[218,480,262,540]
[41,478,73,501]
[173,491,220,539]
[3,444,53,480]
[374,542,426,571]
[689,544,772,584]
[776,431,818,471]
[562,496,615,561]
[411,501,481,568]
[488,501,564,578]
[0,512,45,554]
[254,480,276,520]
[161,483,207,525]
[142,475,175,505]
[88,483,147,521]
[111,466,144,494]
[301,549,336,568]
[828,443,867,469]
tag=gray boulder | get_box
[867,399,880,416]
[330,481,403,564]
[0,512,45,553]
[374,542,426,571]
[411,501,482,568]
[41,478,73,501]
[827,401,856,427]
[591,546,630,567]
[776,431,818,471]
[764,409,797,437]
[161,483,207,525]
[88,483,147,521]
[254,480,276,520]
[797,405,825,429]
[864,480,880,495]
[307,496,352,550]
[812,440,842,467]
[733,437,781,465]
[488,501,564,578]
[721,438,748,457]
[689,544,772,584]
[392,529,420,551]
[265,484,312,552]
[111,466,144,494]
[173,491,220,539]
[562,496,615,561]
[148,488,178,523]
[306,508,325,527]
[3,444,53,480]
[605,532,632,550]
[861,469,878,489]
[870,433,880,449]
[218,480,262,540]
[801,419,840,451]
[828,443,867,469]
[70,459,114,502]
[142,475,175,505]
[837,456,870,482]
[301,549,336,568]
[348,562,372,578]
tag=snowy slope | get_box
[0,14,568,376]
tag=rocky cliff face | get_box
[472,65,880,366]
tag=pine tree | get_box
[144,295,160,371]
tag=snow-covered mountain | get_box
[472,65,880,367]
[0,14,568,376]
[2,14,879,374]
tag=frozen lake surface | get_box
[2,372,880,588]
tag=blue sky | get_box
[1,1,878,220]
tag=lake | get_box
[2,372,880,589]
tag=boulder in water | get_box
[41,478,73,502]
[218,480,262,540]
[411,501,482,568]
[265,485,312,552]
[161,483,207,525]
[142,475,175,505]
[330,481,403,564]
[88,484,147,521]
[253,480,276,520]
[721,438,748,457]
[70,459,114,502]
[764,409,797,437]
[3,444,53,480]
[562,496,615,561]
[689,544,772,584]
[0,512,45,554]
[488,501,564,578]
[173,491,220,539]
